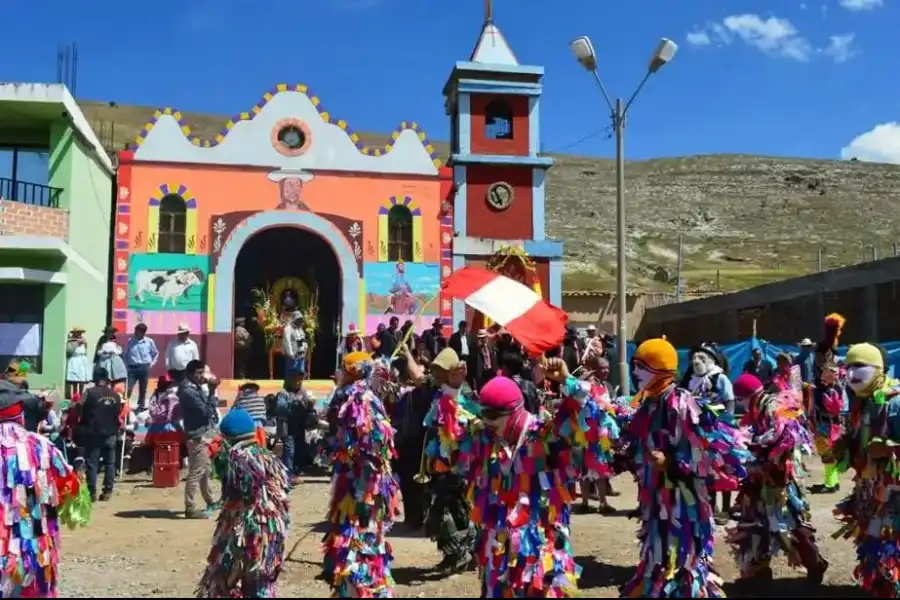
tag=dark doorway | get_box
[234,226,341,380]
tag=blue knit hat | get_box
[219,409,257,441]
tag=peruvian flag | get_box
[441,266,568,355]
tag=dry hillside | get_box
[79,101,900,292]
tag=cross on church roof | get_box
[469,0,519,66]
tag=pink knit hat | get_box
[479,376,524,411]
[733,373,764,399]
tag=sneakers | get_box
[809,483,840,494]
[185,510,210,520]
[99,491,112,502]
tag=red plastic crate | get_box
[152,463,180,488]
[154,442,181,467]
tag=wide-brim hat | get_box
[71,325,86,333]
[176,323,190,333]
[476,329,489,338]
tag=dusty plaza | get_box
[60,463,865,598]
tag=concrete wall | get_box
[638,256,900,346]
[38,122,112,387]
[562,291,712,338]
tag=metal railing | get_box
[0,177,62,208]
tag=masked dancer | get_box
[810,313,849,494]
[621,338,749,598]
[727,374,827,589]
[321,354,400,598]
[833,343,900,597]
[197,409,291,598]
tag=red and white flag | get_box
[441,266,567,355]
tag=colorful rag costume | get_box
[321,359,400,598]
[457,374,618,597]
[0,378,91,598]
[197,409,290,598]
[811,313,849,493]
[832,343,900,597]
[422,348,482,571]
[727,374,827,583]
[621,338,749,598]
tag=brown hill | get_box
[79,101,900,293]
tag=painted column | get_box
[111,150,134,334]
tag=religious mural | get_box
[128,253,209,312]
[364,260,439,332]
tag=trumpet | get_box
[413,441,431,484]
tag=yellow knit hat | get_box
[342,351,371,373]
[845,343,883,369]
[635,337,678,373]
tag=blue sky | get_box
[2,0,899,163]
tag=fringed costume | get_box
[0,380,91,598]
[832,343,900,597]
[322,355,400,598]
[462,370,619,598]
[620,338,749,598]
[727,374,827,585]
[197,410,291,598]
[422,348,481,572]
[810,313,849,494]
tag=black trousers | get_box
[85,435,117,496]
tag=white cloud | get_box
[841,123,900,163]
[686,31,711,46]
[821,33,858,62]
[687,14,859,63]
[722,14,812,61]
[839,0,883,11]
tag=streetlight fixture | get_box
[570,35,677,396]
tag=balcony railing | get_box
[0,178,62,208]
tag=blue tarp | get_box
[621,337,900,379]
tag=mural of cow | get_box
[133,268,205,307]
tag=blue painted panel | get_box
[458,94,472,155]
[453,61,544,76]
[453,166,467,237]
[549,259,562,307]
[457,81,543,97]
[528,96,541,156]
[128,253,210,312]
[451,154,553,168]
[532,169,546,241]
[523,240,564,258]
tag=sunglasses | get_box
[481,407,513,421]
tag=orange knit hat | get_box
[634,337,678,373]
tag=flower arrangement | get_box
[251,285,282,350]
[299,286,320,363]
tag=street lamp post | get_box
[570,36,677,396]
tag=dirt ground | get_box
[59,462,869,598]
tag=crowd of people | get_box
[9,308,900,598]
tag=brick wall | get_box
[0,200,69,239]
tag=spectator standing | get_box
[165,323,200,382]
[77,368,122,501]
[178,360,220,519]
[125,323,158,411]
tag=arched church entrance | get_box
[233,226,340,380]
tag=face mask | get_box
[633,366,655,390]
[691,353,712,377]
[847,365,877,393]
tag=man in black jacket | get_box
[78,367,122,501]
[501,352,541,414]
[178,359,219,519]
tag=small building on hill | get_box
[0,83,115,388]
[112,12,562,381]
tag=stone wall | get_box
[562,291,714,337]
[0,200,69,239]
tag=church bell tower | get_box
[443,3,563,325]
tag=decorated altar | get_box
[252,276,320,380]
[475,246,543,331]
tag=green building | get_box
[0,83,114,389]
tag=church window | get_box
[485,100,513,140]
[158,195,187,254]
[388,205,413,262]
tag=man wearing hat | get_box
[422,347,479,573]
[468,329,496,392]
[78,367,123,501]
[422,318,446,360]
[282,311,308,376]
[794,337,816,386]
[165,322,200,382]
